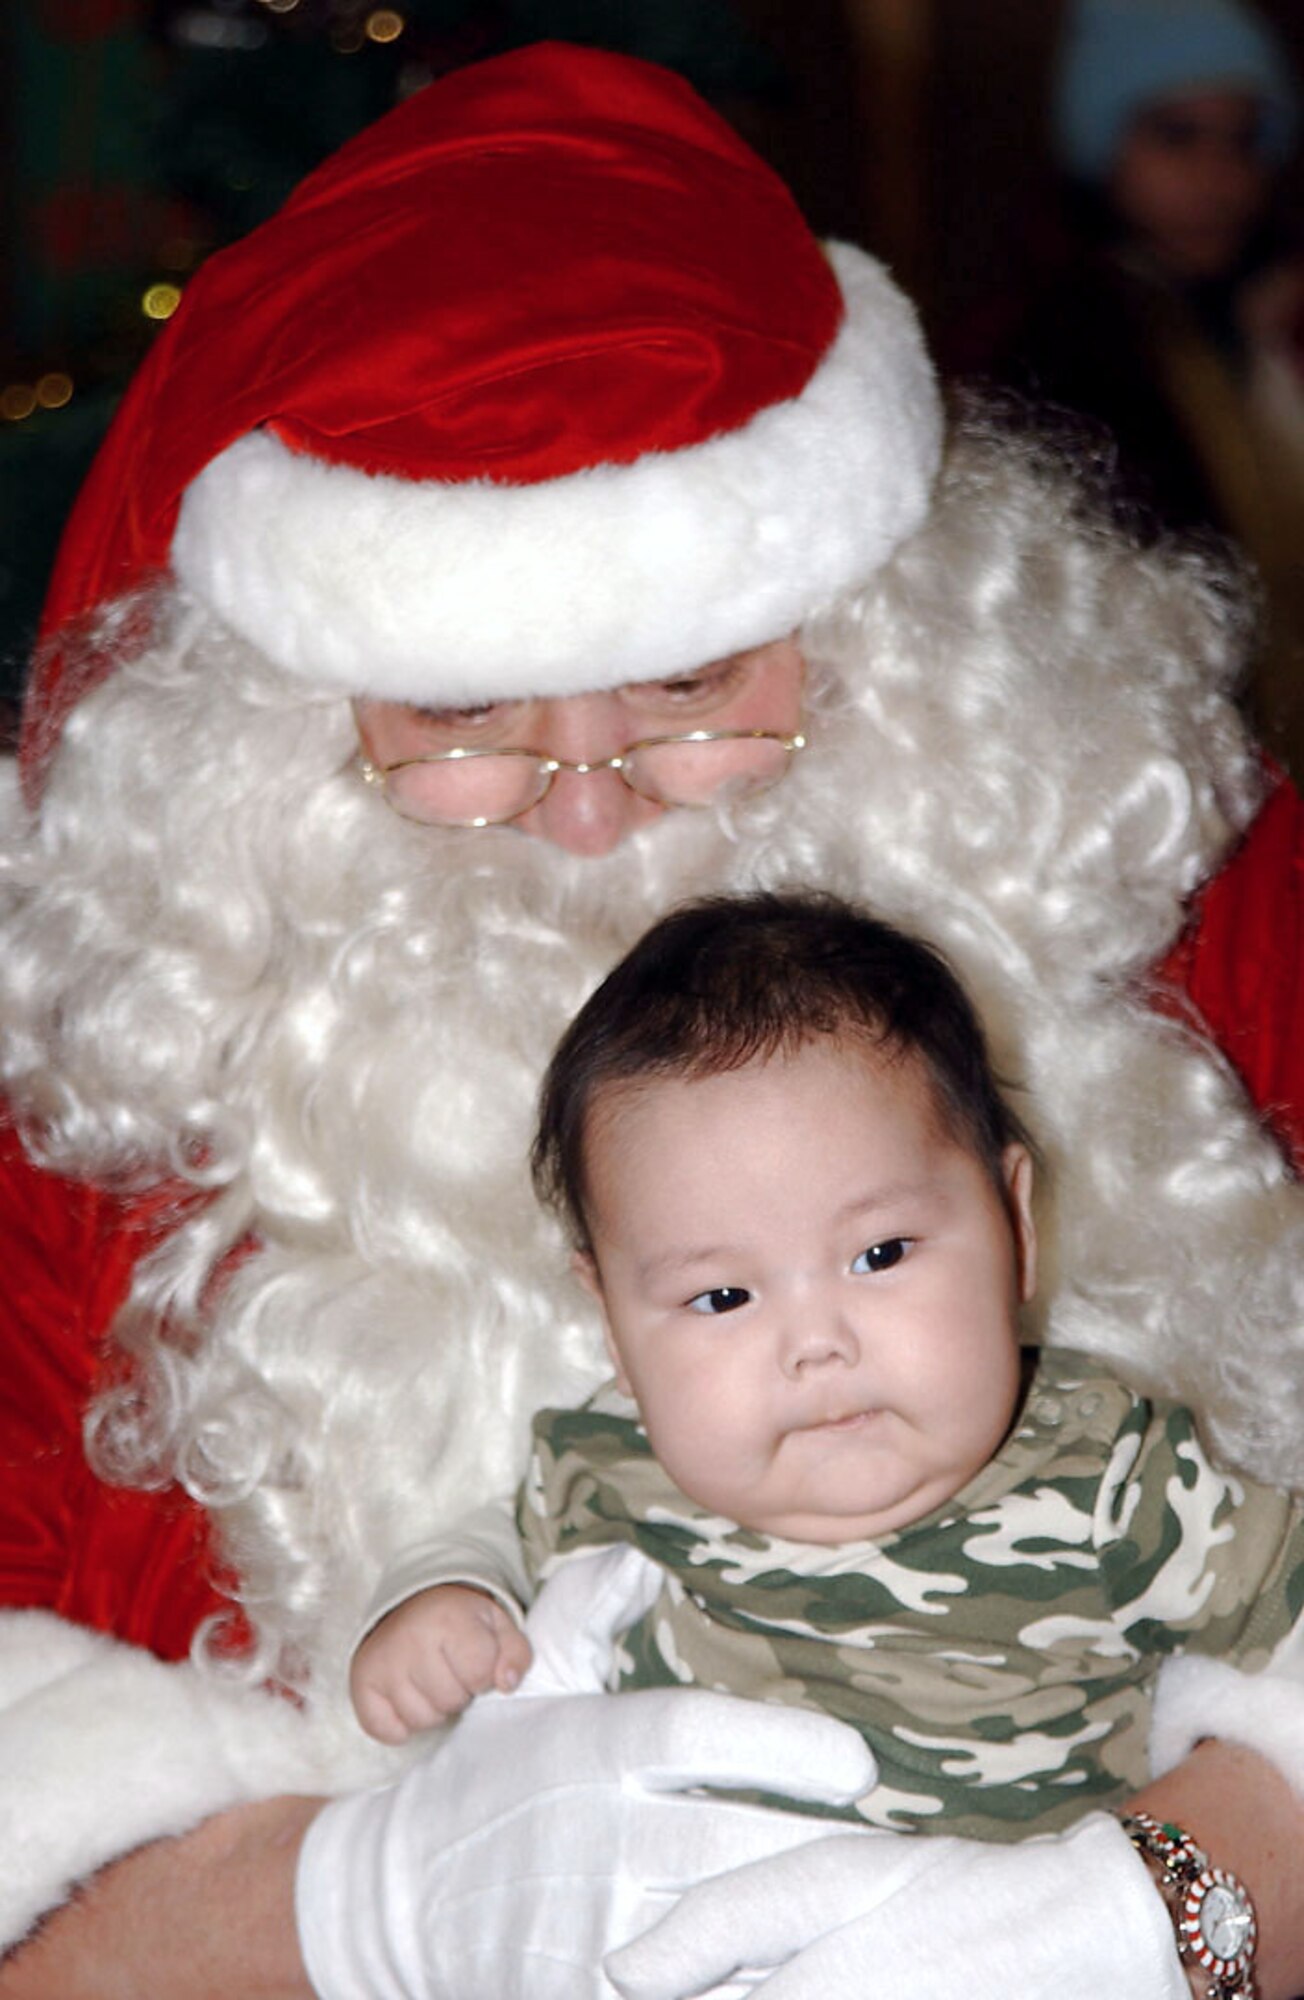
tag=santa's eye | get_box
[851,1239,910,1274]
[687,1286,751,1316]
[632,656,744,711]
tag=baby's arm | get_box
[351,1583,534,1744]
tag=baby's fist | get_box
[351,1583,534,1743]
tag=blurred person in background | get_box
[992,0,1304,778]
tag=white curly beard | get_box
[2,429,1298,1736]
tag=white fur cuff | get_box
[0,1610,382,1956]
[1150,1654,1304,1801]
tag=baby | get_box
[351,892,1304,1842]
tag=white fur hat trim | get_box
[170,244,941,706]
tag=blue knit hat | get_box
[1055,0,1299,182]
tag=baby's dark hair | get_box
[532,890,1032,1251]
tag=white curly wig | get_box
[1,417,1298,1734]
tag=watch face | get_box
[1182,1868,1256,1978]
[1200,1884,1254,1962]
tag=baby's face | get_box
[579,1038,1035,1543]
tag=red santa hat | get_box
[23,41,941,791]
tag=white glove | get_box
[295,1687,876,2000]
[606,1813,1190,2000]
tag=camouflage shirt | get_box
[516,1350,1304,1840]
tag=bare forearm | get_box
[0,1795,323,2000]
[1131,1740,1304,2000]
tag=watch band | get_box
[1117,1810,1258,2000]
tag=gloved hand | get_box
[606,1813,1190,2000]
[295,1687,876,2000]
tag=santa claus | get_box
[1,40,1302,2000]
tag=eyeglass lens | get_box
[386,754,548,826]
[627,735,793,805]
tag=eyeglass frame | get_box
[356,725,808,828]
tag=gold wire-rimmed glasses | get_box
[357,727,807,828]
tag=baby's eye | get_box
[851,1239,911,1275]
[686,1286,752,1316]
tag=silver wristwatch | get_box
[1117,1810,1258,2000]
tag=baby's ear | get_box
[571,1248,602,1302]
[1002,1143,1038,1303]
[571,1251,631,1393]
